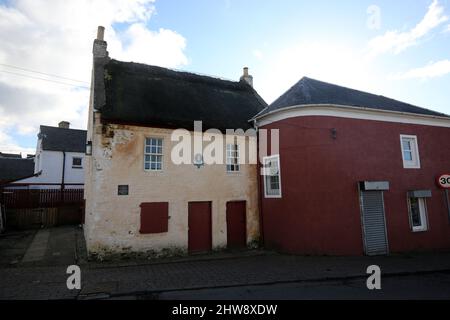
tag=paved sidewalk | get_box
[1,249,450,299]
[0,230,36,266]
[21,229,50,263]
[0,226,85,267]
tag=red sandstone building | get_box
[254,77,450,256]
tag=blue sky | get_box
[0,0,449,155]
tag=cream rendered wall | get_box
[84,121,260,255]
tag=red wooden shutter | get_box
[140,202,169,234]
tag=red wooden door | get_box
[226,201,247,249]
[188,202,212,254]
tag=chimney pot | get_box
[93,26,108,58]
[97,26,105,41]
[58,121,70,129]
[240,67,253,87]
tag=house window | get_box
[408,197,428,232]
[72,157,82,168]
[226,144,240,172]
[263,155,282,198]
[400,135,420,169]
[144,138,163,171]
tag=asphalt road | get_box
[156,272,450,300]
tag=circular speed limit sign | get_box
[437,174,450,189]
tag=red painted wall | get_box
[261,116,450,255]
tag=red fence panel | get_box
[0,189,84,209]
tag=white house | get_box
[12,121,87,189]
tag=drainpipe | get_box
[254,120,265,247]
[61,151,66,191]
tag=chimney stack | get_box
[58,121,70,129]
[240,67,253,87]
[97,26,105,41]
[93,26,108,58]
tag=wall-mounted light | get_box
[193,153,204,169]
[86,140,92,155]
[331,128,337,140]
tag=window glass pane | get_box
[73,158,82,166]
[226,144,240,172]
[270,175,280,189]
[403,151,413,161]
[145,138,163,170]
[418,198,427,229]
[402,139,411,151]
[410,197,422,227]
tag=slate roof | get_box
[0,152,22,159]
[256,77,449,118]
[39,126,87,153]
[99,59,267,131]
[0,158,35,183]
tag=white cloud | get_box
[0,0,188,152]
[115,23,187,67]
[0,130,35,156]
[391,60,450,80]
[367,0,448,58]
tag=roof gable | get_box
[99,60,267,131]
[40,126,87,153]
[258,77,449,118]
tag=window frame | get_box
[263,154,282,199]
[226,143,241,173]
[407,196,429,232]
[144,137,164,172]
[400,134,421,169]
[72,157,83,169]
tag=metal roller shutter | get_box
[361,191,389,256]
